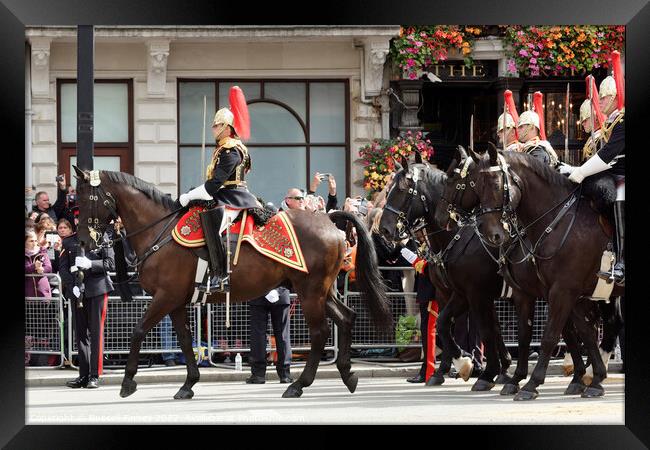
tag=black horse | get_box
[379,155,513,391]
[439,146,624,400]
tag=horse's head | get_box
[435,145,480,230]
[380,155,437,243]
[73,165,119,250]
[472,143,523,248]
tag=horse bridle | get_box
[439,156,480,226]
[83,170,184,264]
[383,166,431,239]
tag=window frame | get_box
[176,78,350,198]
[56,79,134,180]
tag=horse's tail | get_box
[328,211,392,333]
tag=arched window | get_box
[178,80,349,207]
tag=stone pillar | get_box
[30,37,51,99]
[146,40,170,97]
[396,79,424,135]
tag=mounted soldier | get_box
[516,91,559,167]
[498,89,520,152]
[578,98,606,162]
[178,86,260,292]
[560,51,625,285]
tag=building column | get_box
[396,79,424,135]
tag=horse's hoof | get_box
[282,383,303,398]
[581,385,605,398]
[564,382,587,395]
[563,365,574,377]
[426,373,445,386]
[453,356,473,382]
[514,389,538,401]
[174,387,194,400]
[471,379,496,392]
[500,383,519,395]
[344,373,358,394]
[494,373,513,385]
[119,378,137,398]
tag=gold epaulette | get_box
[218,136,242,149]
[601,110,625,143]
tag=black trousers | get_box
[74,293,108,378]
[248,301,291,378]
[417,301,430,376]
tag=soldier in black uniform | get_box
[245,287,293,384]
[563,73,625,285]
[178,87,259,292]
[61,230,115,388]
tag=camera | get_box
[56,174,64,183]
[318,173,332,181]
[357,198,369,216]
[66,193,77,204]
[45,231,60,246]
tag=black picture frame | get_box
[6,0,648,446]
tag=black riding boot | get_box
[597,200,624,286]
[199,207,230,293]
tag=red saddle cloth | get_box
[172,207,308,273]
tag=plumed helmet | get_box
[579,99,592,122]
[599,76,616,99]
[497,112,516,132]
[212,107,235,128]
[517,110,540,129]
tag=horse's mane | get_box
[395,164,447,197]
[103,171,177,210]
[495,152,575,190]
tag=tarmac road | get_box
[26,374,624,425]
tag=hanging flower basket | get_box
[358,131,434,193]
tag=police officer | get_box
[561,71,625,285]
[178,87,259,292]
[497,111,520,153]
[516,109,560,167]
[245,287,293,384]
[61,229,115,388]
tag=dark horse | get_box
[441,146,623,400]
[72,166,392,399]
[379,156,513,391]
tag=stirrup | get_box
[197,275,230,293]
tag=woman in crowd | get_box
[25,228,52,298]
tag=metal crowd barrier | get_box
[206,294,337,367]
[24,273,65,368]
[343,267,421,351]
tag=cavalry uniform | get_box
[178,86,257,292]
[497,111,520,153]
[566,55,625,284]
[517,109,559,167]
[578,98,607,162]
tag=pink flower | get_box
[519,49,529,57]
[528,43,535,49]
[532,50,539,56]
[406,58,415,67]
[420,31,427,37]
[415,41,423,47]
[530,57,537,64]
[537,43,544,49]
[408,72,417,79]
[507,58,517,74]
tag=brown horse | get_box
[444,147,623,400]
[72,166,391,399]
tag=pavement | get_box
[26,358,623,387]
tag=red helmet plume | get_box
[611,50,625,110]
[504,90,520,140]
[229,86,250,141]
[586,75,606,129]
[532,91,546,141]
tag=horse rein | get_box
[439,156,479,227]
[83,170,185,270]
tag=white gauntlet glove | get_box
[558,163,575,176]
[179,184,213,207]
[568,154,612,184]
[265,289,279,303]
[75,256,92,270]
